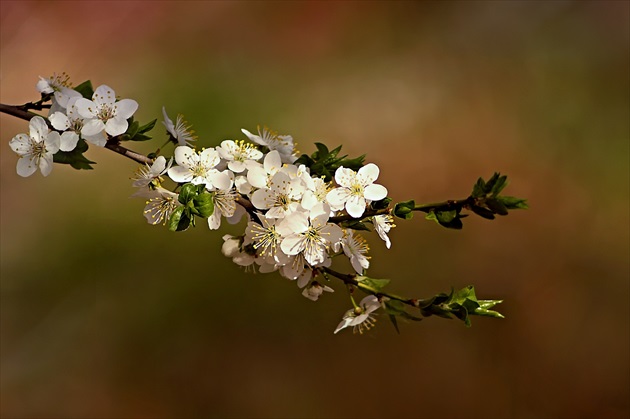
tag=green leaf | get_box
[294,154,314,167]
[122,119,139,140]
[52,138,95,170]
[470,205,496,220]
[339,219,371,231]
[356,276,390,292]
[490,174,508,196]
[137,118,157,134]
[435,209,457,223]
[485,198,509,216]
[427,210,463,229]
[74,80,94,99]
[483,172,501,195]
[168,207,184,231]
[370,197,392,210]
[313,142,329,160]
[336,154,366,171]
[497,196,528,210]
[178,183,198,204]
[193,192,214,218]
[472,177,486,198]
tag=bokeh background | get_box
[1,1,628,418]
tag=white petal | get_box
[208,170,232,191]
[162,106,175,136]
[200,148,220,168]
[326,188,350,209]
[82,119,105,136]
[297,270,312,288]
[277,212,309,235]
[364,184,387,201]
[247,164,269,189]
[36,77,53,94]
[264,150,282,173]
[105,118,128,136]
[74,98,96,119]
[334,167,356,188]
[49,112,71,131]
[320,223,343,245]
[345,196,366,218]
[228,160,246,173]
[207,211,221,230]
[29,116,49,141]
[9,134,30,155]
[241,128,264,145]
[280,235,305,256]
[357,163,380,185]
[45,131,61,154]
[251,188,273,210]
[167,166,193,183]
[114,99,138,119]
[59,131,80,152]
[334,317,354,334]
[93,85,116,105]
[174,146,196,168]
[84,133,107,147]
[351,255,368,274]
[39,154,54,176]
[16,156,38,177]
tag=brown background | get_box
[1,1,628,418]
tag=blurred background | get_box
[1,1,628,418]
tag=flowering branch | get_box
[2,74,527,335]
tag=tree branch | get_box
[1,102,152,165]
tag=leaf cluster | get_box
[391,173,528,229]
[168,183,214,231]
[294,143,365,182]
[417,285,504,327]
[468,172,528,219]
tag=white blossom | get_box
[9,116,60,177]
[49,96,106,150]
[138,187,180,225]
[218,140,263,173]
[334,295,380,334]
[326,163,388,218]
[302,281,334,301]
[242,126,297,164]
[75,84,138,137]
[250,171,304,218]
[162,107,196,146]
[167,146,231,190]
[373,214,395,249]
[246,150,282,190]
[132,156,172,188]
[36,73,81,113]
[278,210,343,266]
[207,189,238,230]
[340,230,370,274]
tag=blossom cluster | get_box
[7,75,397,334]
[9,75,138,177]
[131,124,396,333]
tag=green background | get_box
[1,1,628,418]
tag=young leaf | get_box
[394,200,415,220]
[52,138,95,170]
[356,276,390,292]
[497,196,528,209]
